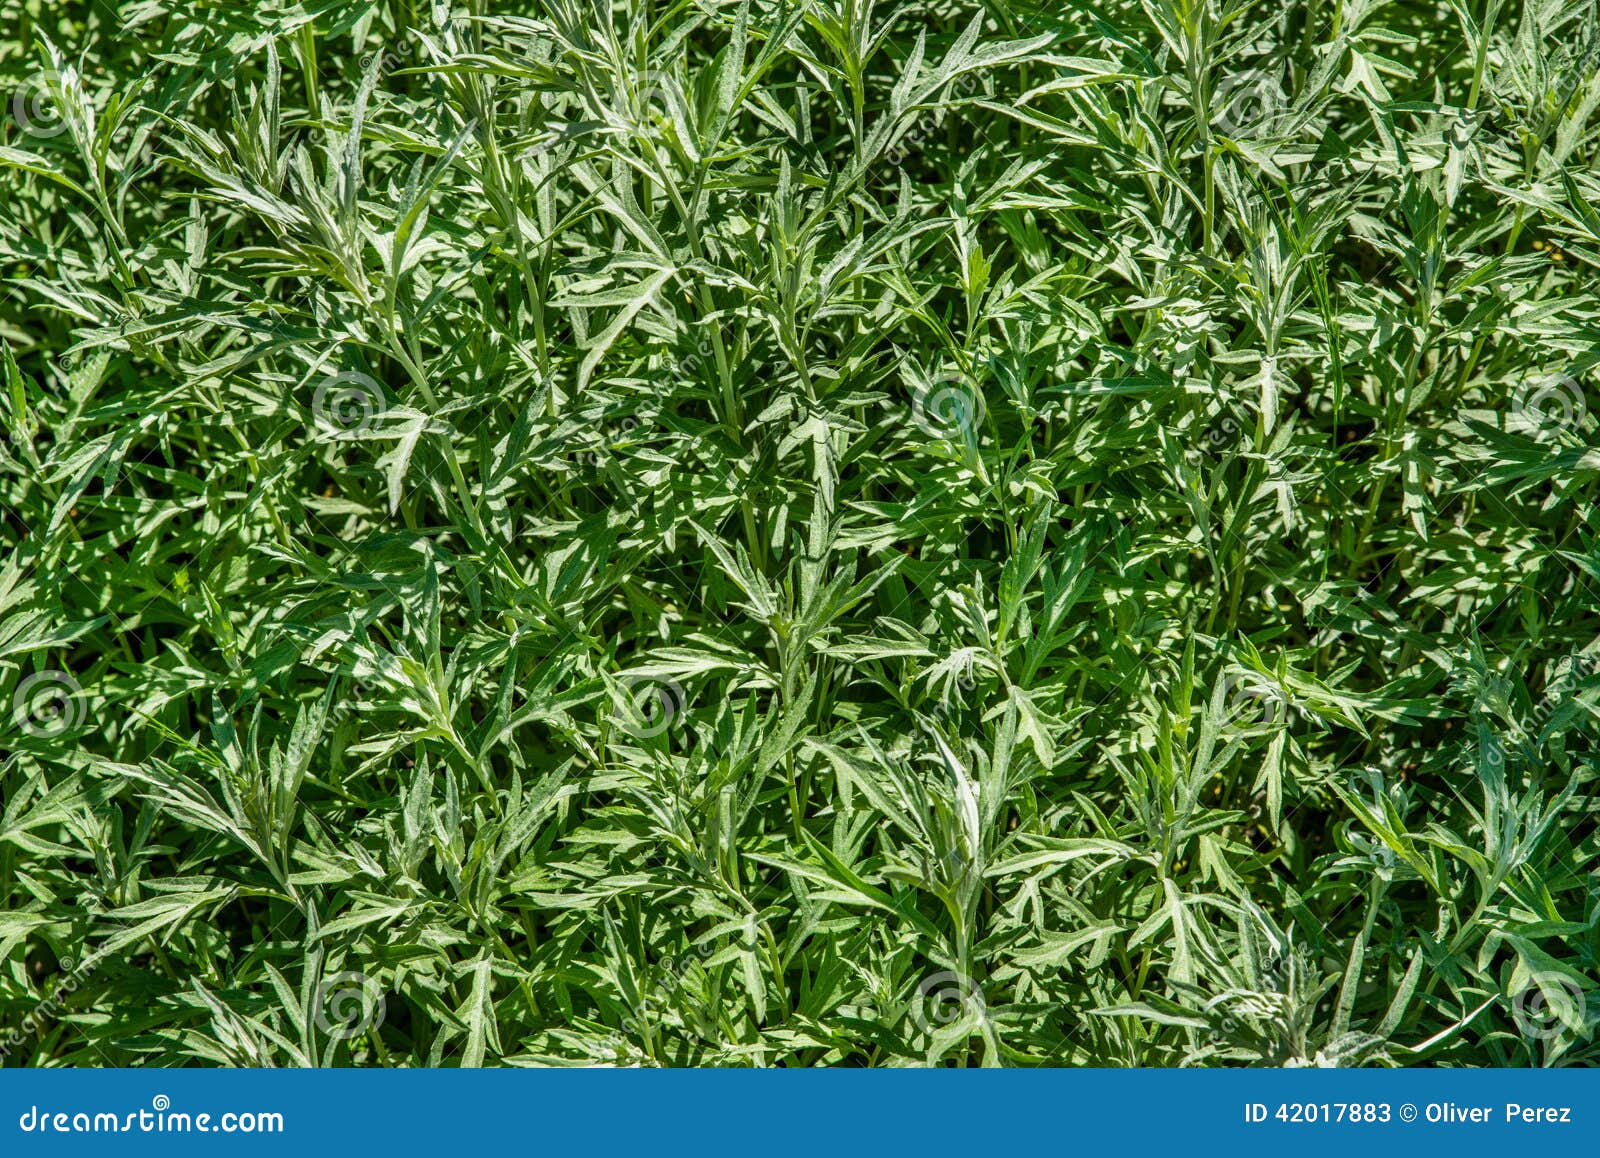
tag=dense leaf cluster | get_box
[1,0,1597,1066]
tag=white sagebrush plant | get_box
[0,0,1596,1067]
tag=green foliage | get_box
[1,0,1597,1067]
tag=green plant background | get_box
[1,0,1597,1067]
